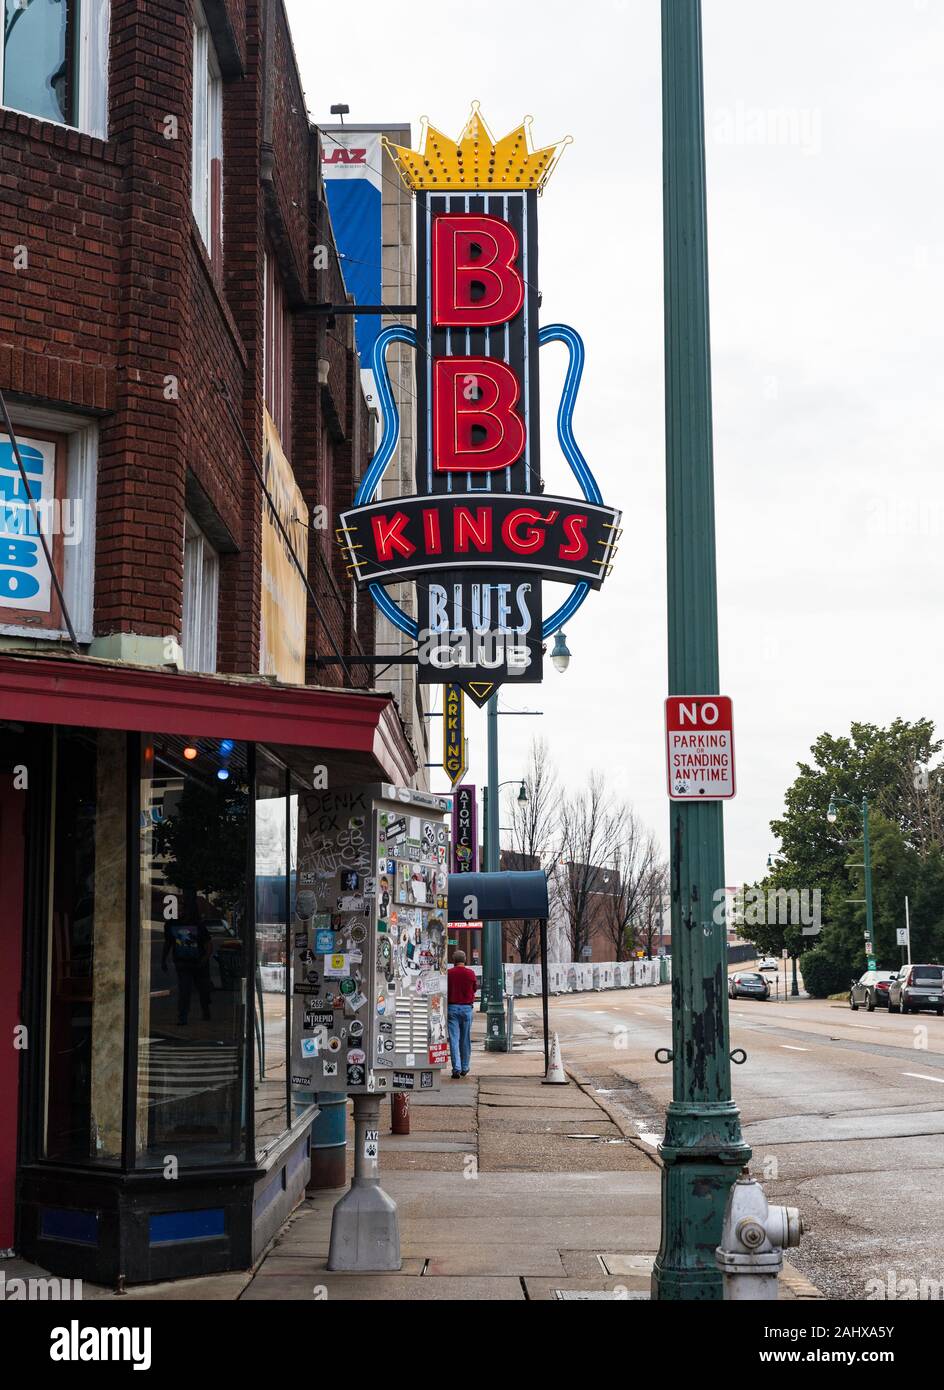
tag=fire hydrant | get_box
[715,1168,803,1299]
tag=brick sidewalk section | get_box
[22,1008,820,1301]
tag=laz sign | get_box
[337,110,621,706]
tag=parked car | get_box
[888,964,944,1015]
[758,957,780,973]
[728,971,771,1000]
[848,970,897,1011]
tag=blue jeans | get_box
[447,1004,473,1075]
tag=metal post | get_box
[484,695,507,1049]
[327,1093,400,1270]
[790,954,799,997]
[479,785,490,1012]
[540,917,550,1076]
[905,895,912,965]
[862,796,874,955]
[653,0,750,1302]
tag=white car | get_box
[758,957,780,973]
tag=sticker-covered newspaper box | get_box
[291,784,451,1098]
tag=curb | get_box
[780,1261,825,1300]
[566,1065,827,1300]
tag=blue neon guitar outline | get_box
[354,322,602,642]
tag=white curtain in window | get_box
[182,519,219,673]
[77,0,110,139]
[191,23,210,243]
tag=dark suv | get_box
[888,964,944,1015]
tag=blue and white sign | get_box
[0,434,55,614]
[321,128,383,401]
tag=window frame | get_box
[0,406,98,645]
[0,0,109,139]
[181,512,220,674]
[191,5,224,268]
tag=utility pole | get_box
[652,0,750,1301]
[828,792,874,963]
[483,694,507,1049]
[862,796,874,954]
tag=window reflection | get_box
[3,0,77,126]
[137,736,249,1166]
[254,751,289,1156]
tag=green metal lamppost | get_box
[652,0,750,1301]
[827,793,875,963]
[480,633,569,1038]
[481,718,528,1041]
[768,852,800,997]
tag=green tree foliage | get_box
[742,719,944,996]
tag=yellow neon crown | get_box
[383,103,571,194]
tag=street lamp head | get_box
[766,853,774,870]
[550,630,571,673]
[826,798,838,825]
[517,781,528,803]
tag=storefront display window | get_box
[45,727,127,1165]
[137,735,250,1166]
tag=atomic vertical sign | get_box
[337,106,621,706]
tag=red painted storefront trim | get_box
[0,654,416,786]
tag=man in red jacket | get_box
[447,949,478,1078]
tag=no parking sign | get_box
[665,696,736,801]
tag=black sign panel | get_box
[417,568,542,688]
[339,492,619,589]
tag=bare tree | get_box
[556,772,621,961]
[637,860,669,959]
[597,808,660,960]
[503,737,560,963]
[890,748,944,858]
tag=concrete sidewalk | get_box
[234,1010,820,1301]
[240,1010,661,1300]
[6,1007,820,1301]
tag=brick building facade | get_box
[0,0,377,682]
[0,1,419,1286]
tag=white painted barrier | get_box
[260,965,285,993]
[574,963,594,992]
[547,963,570,994]
[497,959,666,996]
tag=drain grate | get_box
[564,1133,628,1144]
[555,1290,649,1300]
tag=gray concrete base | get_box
[327,1094,401,1271]
[327,1182,401,1272]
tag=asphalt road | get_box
[517,977,944,1299]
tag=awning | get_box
[447,870,549,922]
[0,651,416,786]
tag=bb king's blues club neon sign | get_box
[337,107,621,706]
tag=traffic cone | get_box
[542,1032,568,1085]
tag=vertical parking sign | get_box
[665,696,735,801]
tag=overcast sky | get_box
[285,0,944,885]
